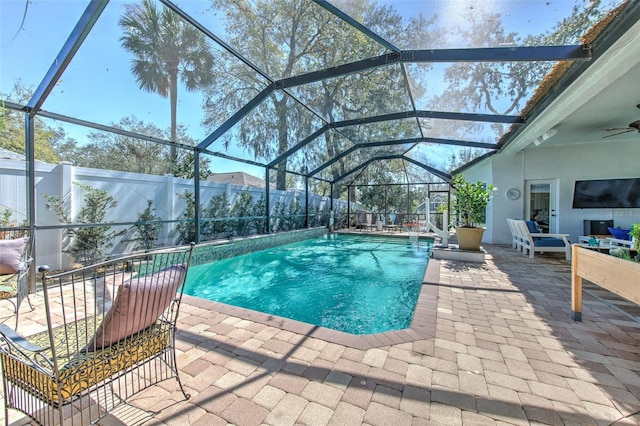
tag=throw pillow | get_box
[608,227,631,240]
[525,221,542,234]
[0,237,28,275]
[84,264,186,351]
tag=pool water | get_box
[184,234,431,335]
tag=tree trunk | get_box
[349,186,357,204]
[331,185,341,200]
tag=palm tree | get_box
[119,0,214,171]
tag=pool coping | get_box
[181,256,440,350]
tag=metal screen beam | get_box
[309,137,496,178]
[333,160,372,185]
[25,114,36,292]
[0,101,26,112]
[198,84,276,149]
[309,139,424,177]
[308,145,358,176]
[200,45,583,153]
[280,53,402,89]
[268,125,330,167]
[415,110,524,124]
[36,109,189,150]
[331,110,523,129]
[201,149,266,168]
[161,0,274,83]
[361,137,497,150]
[28,0,108,116]
[399,46,590,63]
[402,156,451,182]
[410,137,497,150]
[305,176,309,228]
[279,45,590,89]
[361,138,422,148]
[311,0,401,54]
[331,154,450,185]
[194,151,201,242]
[265,168,270,233]
[332,154,401,184]
[353,181,433,187]
[451,151,500,175]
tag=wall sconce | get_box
[533,128,558,146]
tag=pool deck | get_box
[3,243,640,425]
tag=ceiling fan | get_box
[602,120,640,138]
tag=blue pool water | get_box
[184,235,431,335]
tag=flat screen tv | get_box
[572,178,640,208]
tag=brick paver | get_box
[3,244,640,425]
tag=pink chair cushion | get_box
[85,264,186,351]
[0,237,28,274]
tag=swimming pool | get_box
[184,234,431,335]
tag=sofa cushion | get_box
[608,227,630,240]
[525,221,541,234]
[0,237,28,275]
[84,264,186,351]
[535,237,566,247]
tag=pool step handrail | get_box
[425,204,449,246]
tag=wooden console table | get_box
[577,235,610,244]
[577,236,634,251]
[571,244,640,321]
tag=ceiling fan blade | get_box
[602,129,634,138]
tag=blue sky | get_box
[0,0,619,177]
[1,0,255,174]
[1,1,205,135]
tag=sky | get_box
[0,0,620,178]
[1,1,205,133]
[0,0,259,174]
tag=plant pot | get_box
[455,227,485,251]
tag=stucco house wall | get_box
[463,138,640,245]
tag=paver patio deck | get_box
[2,243,640,425]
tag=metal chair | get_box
[0,243,195,425]
[0,237,34,328]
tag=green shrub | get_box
[230,192,255,236]
[45,183,124,265]
[204,192,231,236]
[131,200,163,251]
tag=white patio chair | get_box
[514,219,571,260]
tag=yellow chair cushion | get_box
[1,316,171,404]
[0,275,18,298]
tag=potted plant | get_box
[452,174,495,251]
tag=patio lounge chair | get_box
[0,243,195,425]
[356,211,373,231]
[0,237,34,328]
[514,219,571,260]
[506,218,523,250]
[384,213,401,232]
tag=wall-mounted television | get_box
[572,178,640,208]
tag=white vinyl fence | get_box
[0,159,354,270]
